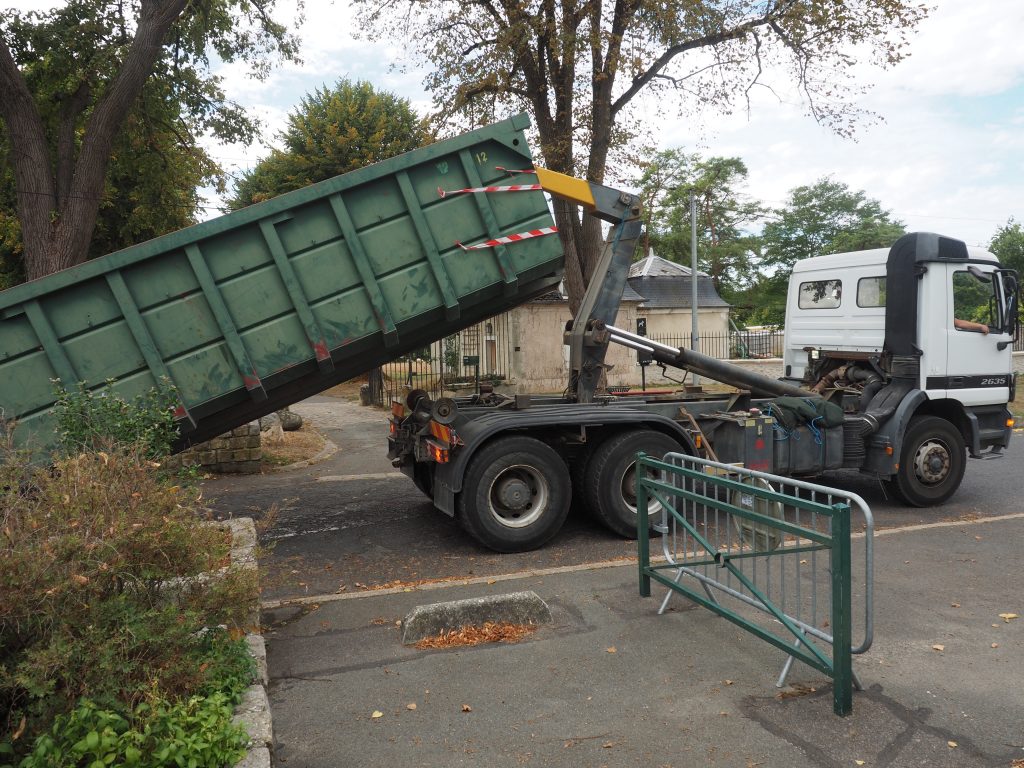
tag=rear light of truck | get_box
[425,438,449,463]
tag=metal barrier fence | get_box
[637,453,874,716]
[649,330,784,360]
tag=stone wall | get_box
[166,422,261,474]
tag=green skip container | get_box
[0,114,563,453]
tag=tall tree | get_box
[635,149,763,295]
[0,0,300,282]
[355,0,928,313]
[989,217,1024,274]
[229,79,432,209]
[751,176,905,325]
[761,177,905,270]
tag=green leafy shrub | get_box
[52,379,179,460]
[12,694,248,768]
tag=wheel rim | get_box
[486,464,550,529]
[912,438,952,486]
[621,461,662,518]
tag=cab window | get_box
[856,277,886,307]
[953,269,998,330]
[798,280,842,309]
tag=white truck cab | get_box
[781,232,1018,504]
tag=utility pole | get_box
[690,194,700,386]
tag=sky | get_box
[9,0,1024,248]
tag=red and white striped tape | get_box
[456,226,558,251]
[438,183,542,198]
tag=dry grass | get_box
[260,423,327,468]
[414,621,539,649]
[320,378,366,401]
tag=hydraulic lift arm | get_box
[533,168,644,403]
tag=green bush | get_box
[0,448,257,764]
[52,379,179,460]
[11,693,248,768]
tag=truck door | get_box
[941,263,1013,405]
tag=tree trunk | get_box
[0,0,189,281]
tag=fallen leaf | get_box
[855,761,865,766]
[606,646,617,654]
[931,644,945,651]
[487,579,496,585]
[415,622,537,649]
[602,742,615,749]
[998,613,1018,622]
[719,711,728,717]
[974,535,982,540]
[947,741,957,748]
[11,716,25,741]
[991,643,999,649]
[72,574,90,586]
[950,603,960,608]
[461,704,472,712]
[407,703,417,710]
[371,711,383,719]
[724,679,734,686]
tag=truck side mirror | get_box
[995,269,1019,343]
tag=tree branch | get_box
[610,15,766,117]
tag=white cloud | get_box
[10,0,1022,243]
[647,0,1024,247]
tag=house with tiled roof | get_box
[627,252,732,353]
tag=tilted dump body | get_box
[0,114,563,452]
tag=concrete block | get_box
[232,684,272,748]
[401,590,551,645]
[246,634,269,686]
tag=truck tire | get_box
[885,415,966,507]
[583,429,682,538]
[457,436,571,552]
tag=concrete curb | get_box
[225,517,273,766]
[400,590,551,645]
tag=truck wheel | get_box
[886,416,966,507]
[583,429,682,538]
[457,436,571,552]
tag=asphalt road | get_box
[202,395,1024,604]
